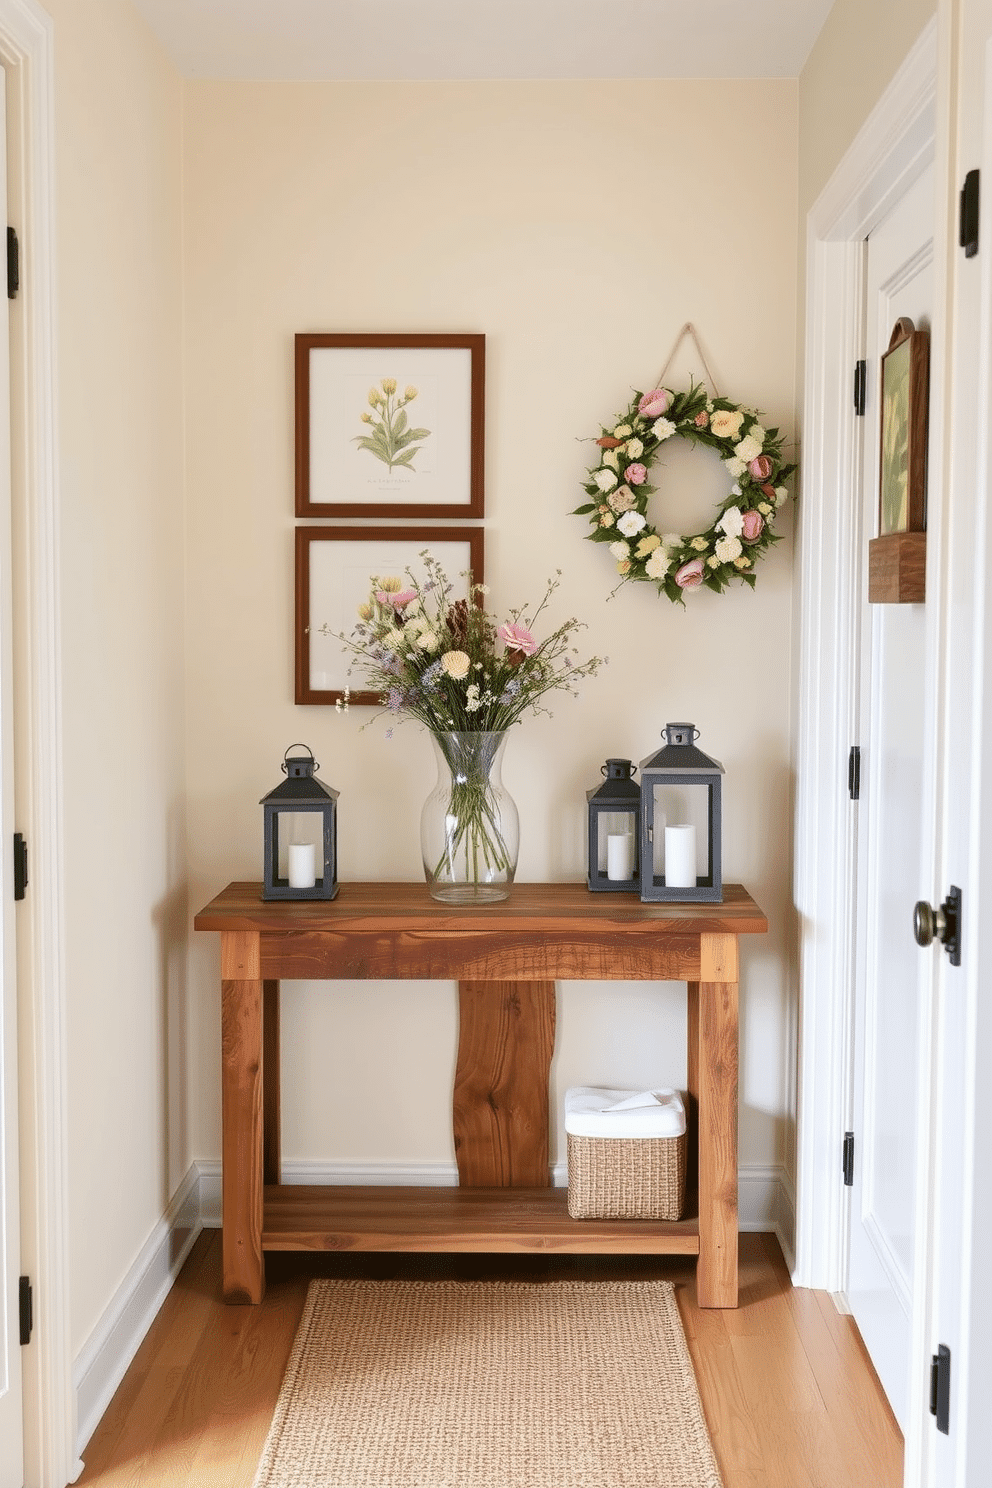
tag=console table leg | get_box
[454,980,556,1187]
[263,979,281,1186]
[221,932,265,1304]
[692,934,740,1309]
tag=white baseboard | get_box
[73,1166,202,1457]
[75,1154,796,1459]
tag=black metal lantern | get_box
[586,759,640,893]
[638,723,723,903]
[260,744,339,901]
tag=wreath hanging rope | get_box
[575,360,795,604]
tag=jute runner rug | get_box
[252,1279,723,1488]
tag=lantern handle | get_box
[282,743,318,774]
[601,761,637,777]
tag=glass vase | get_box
[421,730,519,903]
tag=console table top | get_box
[194,880,768,937]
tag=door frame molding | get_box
[0,2,77,1484]
[793,20,937,1292]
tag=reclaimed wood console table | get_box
[194,881,768,1308]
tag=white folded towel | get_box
[564,1086,686,1139]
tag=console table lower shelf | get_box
[194,881,769,1309]
[260,1185,702,1255]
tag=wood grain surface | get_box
[453,980,556,1187]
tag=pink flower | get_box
[694,411,710,428]
[638,389,671,419]
[741,509,765,542]
[498,622,537,657]
[675,558,705,590]
[624,462,648,485]
[748,454,773,481]
[376,587,418,610]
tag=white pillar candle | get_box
[288,841,317,889]
[664,825,696,888]
[606,832,633,882]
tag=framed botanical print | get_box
[295,333,485,519]
[295,525,485,706]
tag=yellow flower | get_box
[357,601,373,621]
[405,385,418,401]
[691,537,709,552]
[617,560,631,575]
[377,576,403,593]
[360,411,373,424]
[368,387,382,407]
[635,534,661,558]
[381,377,397,396]
[734,555,751,569]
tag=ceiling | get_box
[128,0,836,81]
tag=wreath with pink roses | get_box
[575,382,795,604]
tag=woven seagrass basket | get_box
[566,1130,687,1221]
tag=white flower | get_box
[594,468,618,493]
[382,628,405,650]
[603,448,619,470]
[749,424,766,446]
[608,484,636,513]
[613,423,632,438]
[652,417,676,442]
[775,485,788,506]
[609,540,631,560]
[617,510,647,537]
[662,532,683,550]
[717,505,744,538]
[441,650,471,680]
[734,434,762,464]
[725,457,747,477]
[645,550,671,580]
[465,683,482,713]
[414,627,441,652]
[626,438,644,459]
[715,535,743,563]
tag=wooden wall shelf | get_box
[868,531,926,603]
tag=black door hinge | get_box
[19,1276,32,1345]
[960,170,980,258]
[843,1131,855,1186]
[854,360,867,416]
[6,225,18,299]
[13,832,27,900]
[848,746,861,801]
[931,1344,951,1434]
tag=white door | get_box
[847,163,935,1432]
[0,64,23,1488]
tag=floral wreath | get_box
[575,382,795,603]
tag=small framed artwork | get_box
[878,316,930,535]
[295,525,485,706]
[295,333,485,519]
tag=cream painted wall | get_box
[183,80,799,1195]
[41,0,186,1354]
[799,0,935,220]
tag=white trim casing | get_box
[0,3,75,1485]
[793,19,937,1294]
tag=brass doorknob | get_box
[913,887,962,966]
[913,900,945,948]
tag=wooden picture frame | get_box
[295,525,485,706]
[878,316,929,535]
[295,333,485,519]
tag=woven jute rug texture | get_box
[252,1278,723,1488]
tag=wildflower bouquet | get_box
[328,552,604,900]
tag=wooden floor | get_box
[76,1229,902,1488]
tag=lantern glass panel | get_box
[651,783,712,882]
[274,809,324,881]
[595,810,639,879]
